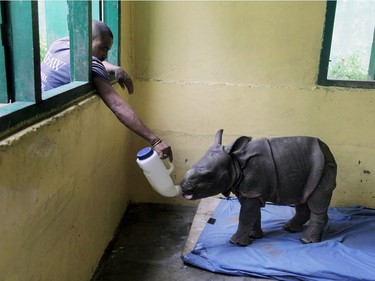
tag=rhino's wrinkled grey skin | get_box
[180,129,337,246]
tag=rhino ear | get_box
[224,136,252,154]
[225,136,254,170]
[214,129,224,145]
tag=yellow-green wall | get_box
[0,1,374,281]
[0,96,131,280]
[127,1,375,208]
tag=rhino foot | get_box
[300,225,323,244]
[230,232,253,246]
[300,234,322,244]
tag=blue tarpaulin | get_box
[183,198,375,281]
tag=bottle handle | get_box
[166,161,174,175]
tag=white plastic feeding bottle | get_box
[136,147,182,197]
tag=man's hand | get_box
[114,68,134,94]
[102,61,134,94]
[153,140,173,162]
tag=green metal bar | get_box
[8,1,41,102]
[103,0,120,65]
[67,0,91,83]
[1,1,15,103]
[317,0,337,86]
[0,6,8,103]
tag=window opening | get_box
[0,0,120,139]
[329,1,375,80]
[318,0,375,88]
[38,0,70,93]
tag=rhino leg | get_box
[301,142,337,244]
[250,213,264,239]
[301,212,328,244]
[284,203,310,233]
[230,197,263,246]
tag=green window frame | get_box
[318,0,375,89]
[0,0,120,139]
[0,9,7,104]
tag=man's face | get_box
[92,32,113,61]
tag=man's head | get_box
[92,20,113,61]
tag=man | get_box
[41,20,172,160]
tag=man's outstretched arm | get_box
[93,76,173,161]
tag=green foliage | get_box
[328,53,368,80]
[40,35,47,62]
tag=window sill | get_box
[0,82,94,140]
[318,79,375,89]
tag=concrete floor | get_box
[90,201,268,281]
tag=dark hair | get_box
[92,20,113,40]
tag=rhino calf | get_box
[180,129,337,246]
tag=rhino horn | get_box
[214,129,224,145]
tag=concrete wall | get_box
[0,96,131,280]
[126,1,375,208]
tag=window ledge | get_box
[0,82,95,140]
[319,79,375,89]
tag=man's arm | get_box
[93,76,173,161]
[102,61,133,94]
